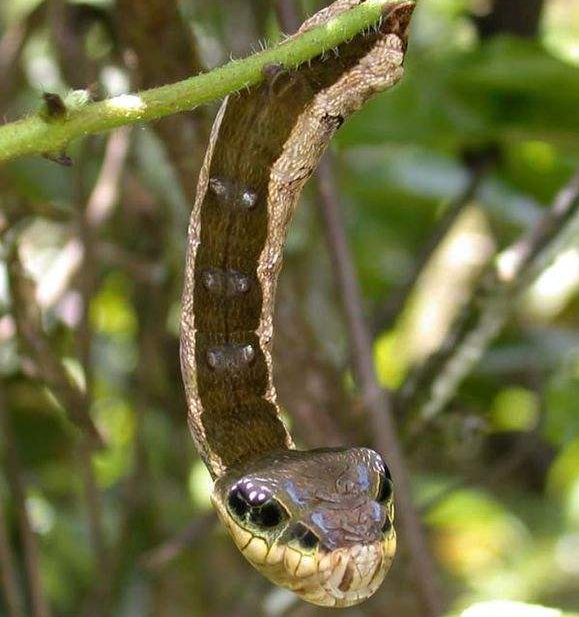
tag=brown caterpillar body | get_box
[181,0,414,478]
[180,0,414,607]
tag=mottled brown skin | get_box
[180,0,414,606]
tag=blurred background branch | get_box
[6,248,104,449]
[398,168,579,431]
[0,388,51,617]
[315,154,446,616]
[0,485,26,617]
[116,0,208,202]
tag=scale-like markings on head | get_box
[180,0,414,607]
[212,448,396,606]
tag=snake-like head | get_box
[211,448,395,607]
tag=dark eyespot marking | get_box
[201,268,252,297]
[289,522,320,549]
[377,475,393,504]
[249,502,284,528]
[228,487,250,518]
[208,176,258,210]
[206,344,255,372]
[228,481,287,529]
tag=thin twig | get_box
[421,386,548,514]
[419,433,537,514]
[374,157,493,332]
[274,0,302,34]
[274,260,351,448]
[399,169,579,431]
[0,388,52,617]
[86,128,132,228]
[94,242,161,283]
[140,513,215,572]
[502,170,579,283]
[0,486,26,617]
[48,0,98,89]
[474,0,546,39]
[77,440,108,571]
[315,155,445,616]
[0,24,27,100]
[116,0,208,201]
[0,1,47,110]
[6,248,104,448]
[73,143,109,615]
[36,128,131,310]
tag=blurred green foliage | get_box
[0,0,578,616]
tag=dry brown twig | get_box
[47,0,99,90]
[475,0,546,39]
[0,1,47,111]
[140,513,215,572]
[274,260,351,449]
[73,139,119,616]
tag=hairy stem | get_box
[0,0,405,163]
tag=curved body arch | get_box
[180,0,414,606]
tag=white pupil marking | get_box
[240,344,255,364]
[241,190,257,208]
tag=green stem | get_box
[0,0,405,163]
